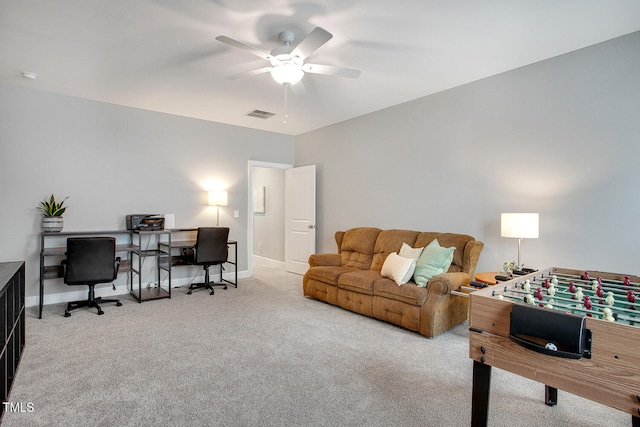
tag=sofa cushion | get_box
[381,252,417,285]
[371,229,419,271]
[414,232,474,273]
[413,239,455,287]
[337,270,384,295]
[339,227,381,269]
[306,266,357,286]
[373,278,429,306]
[372,297,421,332]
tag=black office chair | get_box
[188,227,230,295]
[61,237,123,317]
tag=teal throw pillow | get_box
[413,239,455,287]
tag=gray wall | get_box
[296,32,640,275]
[0,84,294,306]
[3,30,639,308]
[252,166,285,261]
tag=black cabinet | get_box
[0,261,26,420]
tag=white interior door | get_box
[285,165,316,274]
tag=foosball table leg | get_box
[471,360,492,427]
[544,385,558,406]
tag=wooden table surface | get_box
[474,271,498,285]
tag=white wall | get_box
[0,84,294,306]
[295,32,640,276]
[252,166,285,261]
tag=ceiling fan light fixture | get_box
[270,63,304,85]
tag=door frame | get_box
[247,160,292,276]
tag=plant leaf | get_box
[38,194,69,217]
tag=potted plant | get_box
[38,194,69,232]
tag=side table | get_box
[474,272,499,286]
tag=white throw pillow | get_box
[381,252,417,286]
[398,242,424,260]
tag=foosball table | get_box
[468,266,640,426]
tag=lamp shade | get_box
[501,213,539,239]
[208,190,228,206]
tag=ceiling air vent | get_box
[246,109,276,119]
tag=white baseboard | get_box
[27,270,251,308]
[252,255,285,268]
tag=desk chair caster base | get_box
[64,297,122,317]
[208,284,227,295]
[187,282,227,295]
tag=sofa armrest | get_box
[335,231,345,252]
[426,272,471,295]
[308,253,341,268]
[461,240,484,278]
[421,272,471,337]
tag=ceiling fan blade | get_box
[225,66,273,80]
[290,27,332,60]
[302,63,361,79]
[215,35,273,61]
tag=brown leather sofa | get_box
[303,227,484,338]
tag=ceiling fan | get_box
[215,27,361,87]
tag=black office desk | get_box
[39,230,135,319]
[39,228,238,318]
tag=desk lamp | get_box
[208,191,228,226]
[501,213,539,268]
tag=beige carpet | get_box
[2,257,629,426]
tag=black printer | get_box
[126,214,165,231]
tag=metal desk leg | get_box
[39,230,45,318]
[234,241,237,287]
[39,255,44,319]
[222,242,238,288]
[471,360,491,427]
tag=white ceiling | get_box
[2,1,640,136]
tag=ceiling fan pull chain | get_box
[283,83,289,124]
